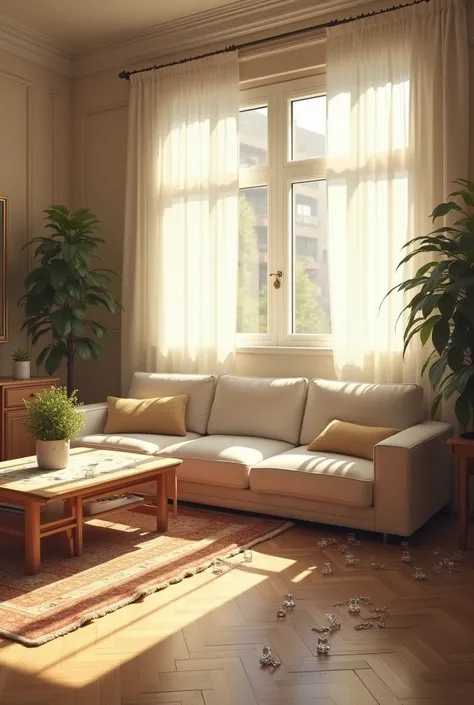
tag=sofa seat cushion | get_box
[74,432,200,455]
[250,446,374,507]
[156,435,293,489]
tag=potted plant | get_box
[385,178,474,435]
[12,349,31,380]
[24,387,84,470]
[20,206,121,396]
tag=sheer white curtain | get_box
[326,0,469,385]
[121,53,239,392]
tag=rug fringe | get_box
[0,519,294,647]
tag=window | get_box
[237,76,330,348]
[239,107,268,169]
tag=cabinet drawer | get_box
[5,385,51,409]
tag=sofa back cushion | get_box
[207,375,307,444]
[300,378,424,445]
[128,373,216,434]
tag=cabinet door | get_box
[5,409,35,460]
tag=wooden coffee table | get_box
[0,447,182,574]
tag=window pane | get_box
[239,107,268,168]
[291,96,326,161]
[237,187,268,334]
[291,181,330,334]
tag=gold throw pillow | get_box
[104,395,188,436]
[307,419,400,460]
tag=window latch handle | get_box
[269,271,283,289]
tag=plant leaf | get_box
[430,391,444,419]
[448,189,474,207]
[420,315,441,346]
[453,366,474,394]
[437,292,457,318]
[44,345,64,375]
[75,337,103,360]
[48,259,69,289]
[447,346,465,372]
[428,356,448,389]
[50,309,72,337]
[431,201,463,220]
[421,349,437,377]
[421,293,441,318]
[35,345,52,368]
[432,318,450,355]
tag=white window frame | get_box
[237,74,331,351]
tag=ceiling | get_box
[0,0,239,53]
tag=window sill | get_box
[236,345,333,356]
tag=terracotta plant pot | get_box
[36,439,70,470]
[13,360,30,380]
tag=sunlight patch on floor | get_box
[0,549,292,688]
[291,566,317,583]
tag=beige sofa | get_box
[73,373,452,537]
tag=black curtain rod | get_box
[118,0,431,80]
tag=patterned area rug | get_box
[0,506,292,646]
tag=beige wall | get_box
[72,9,474,403]
[72,74,128,401]
[0,49,70,379]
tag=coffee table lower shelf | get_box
[0,463,179,575]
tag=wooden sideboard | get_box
[0,377,58,460]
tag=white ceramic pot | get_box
[13,360,30,380]
[36,439,70,470]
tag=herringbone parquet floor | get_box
[1,513,474,705]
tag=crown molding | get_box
[0,14,72,76]
[74,0,381,77]
[2,0,459,79]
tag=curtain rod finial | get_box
[119,70,130,80]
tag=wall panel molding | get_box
[0,70,32,264]
[0,68,31,88]
[82,102,129,117]
[49,90,57,204]
[79,102,128,205]
[0,70,32,358]
[0,15,71,75]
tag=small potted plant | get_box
[12,348,31,380]
[24,387,84,470]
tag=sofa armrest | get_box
[73,402,108,440]
[373,421,452,536]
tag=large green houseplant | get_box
[20,206,121,395]
[385,179,474,431]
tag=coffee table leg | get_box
[25,501,41,575]
[74,496,83,556]
[458,457,470,550]
[156,475,168,532]
[172,468,178,515]
[63,498,75,557]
